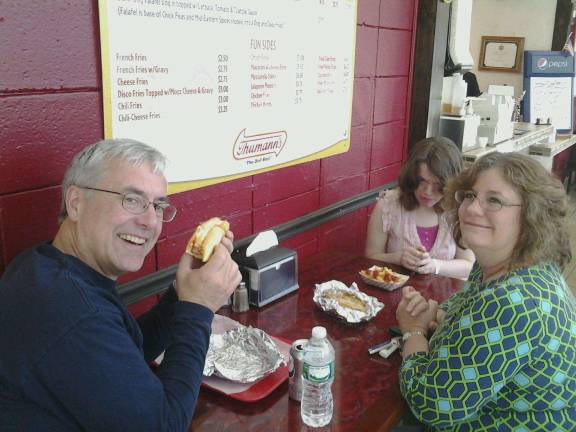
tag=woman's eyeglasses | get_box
[454,190,521,212]
[78,186,177,222]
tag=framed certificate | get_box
[479,36,525,73]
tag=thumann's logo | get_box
[233,129,287,160]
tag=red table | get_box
[189,251,464,431]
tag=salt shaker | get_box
[232,282,249,313]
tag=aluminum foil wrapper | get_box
[203,326,286,383]
[314,280,384,323]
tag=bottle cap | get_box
[312,326,326,339]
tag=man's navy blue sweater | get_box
[0,243,213,431]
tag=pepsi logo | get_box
[537,58,548,69]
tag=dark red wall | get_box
[0,0,418,292]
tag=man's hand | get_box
[187,229,235,270]
[220,229,235,254]
[175,231,241,312]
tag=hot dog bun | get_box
[186,217,230,262]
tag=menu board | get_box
[529,77,572,131]
[99,0,357,192]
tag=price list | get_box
[217,54,230,114]
[295,54,305,105]
[100,0,357,188]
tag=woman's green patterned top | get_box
[399,262,576,431]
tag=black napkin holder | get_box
[233,246,299,307]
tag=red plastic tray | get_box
[201,336,291,402]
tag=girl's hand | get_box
[415,257,435,274]
[400,247,429,271]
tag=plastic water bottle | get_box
[300,326,335,427]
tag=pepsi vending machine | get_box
[524,51,574,134]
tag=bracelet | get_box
[402,330,426,343]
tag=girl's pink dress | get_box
[376,189,456,260]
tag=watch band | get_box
[402,330,426,343]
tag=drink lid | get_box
[311,326,326,339]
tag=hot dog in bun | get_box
[186,217,230,262]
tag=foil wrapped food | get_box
[314,280,384,323]
[203,326,285,383]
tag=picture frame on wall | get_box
[479,36,525,73]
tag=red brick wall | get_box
[0,0,418,295]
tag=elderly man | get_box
[0,139,241,431]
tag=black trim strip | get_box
[118,182,396,305]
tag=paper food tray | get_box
[359,268,409,291]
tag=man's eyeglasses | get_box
[454,190,522,212]
[78,186,177,222]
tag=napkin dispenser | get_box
[233,246,299,307]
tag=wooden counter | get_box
[189,251,464,431]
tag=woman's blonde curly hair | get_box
[444,152,572,271]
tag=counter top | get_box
[189,251,464,432]
[529,134,576,157]
[462,122,555,163]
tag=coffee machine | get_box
[439,73,481,151]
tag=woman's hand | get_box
[396,286,438,333]
[428,308,446,332]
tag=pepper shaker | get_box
[232,282,249,313]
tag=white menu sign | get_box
[99,0,357,192]
[529,77,573,131]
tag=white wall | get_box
[469,0,557,97]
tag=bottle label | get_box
[302,362,334,383]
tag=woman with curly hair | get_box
[396,152,575,431]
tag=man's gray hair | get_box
[58,139,167,224]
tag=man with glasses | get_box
[0,139,241,431]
